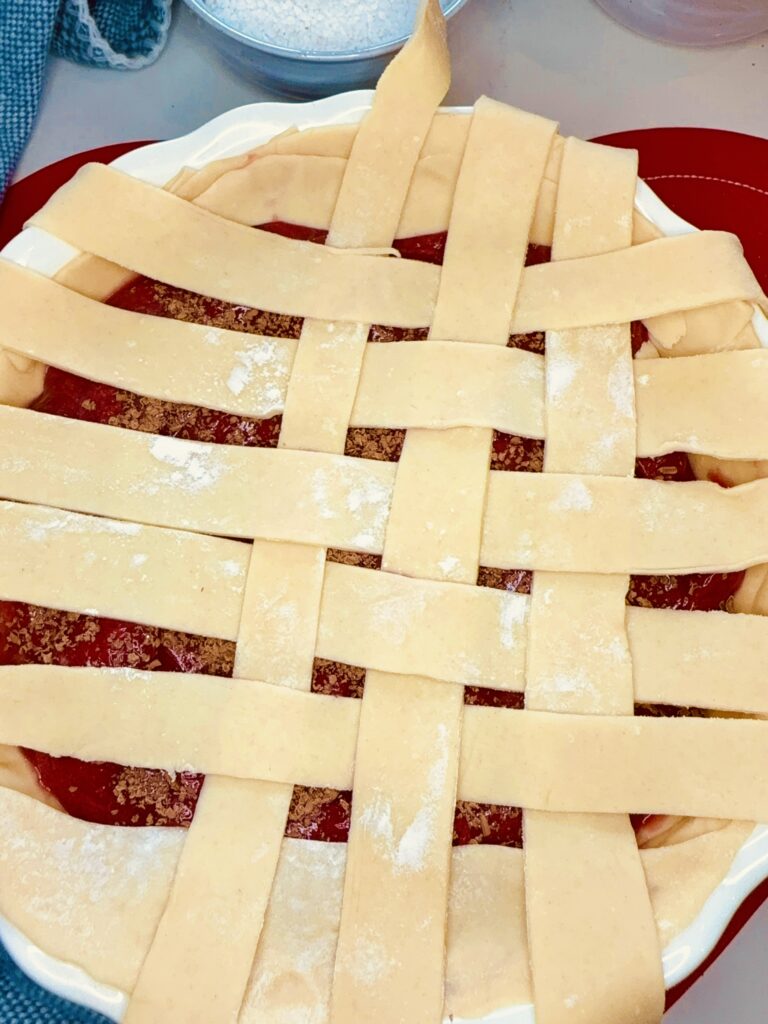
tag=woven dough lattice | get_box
[1,2,768,1022]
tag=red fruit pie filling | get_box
[0,224,744,847]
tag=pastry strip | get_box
[460,708,768,819]
[280,7,455,1020]
[318,561,528,689]
[331,97,556,1024]
[481,471,768,573]
[191,135,559,244]
[0,261,296,419]
[0,499,249,639]
[2,666,768,819]
[0,665,361,790]
[5,268,768,461]
[0,405,396,550]
[635,349,768,459]
[627,606,768,713]
[235,541,327,689]
[30,162,440,329]
[124,777,292,1024]
[30,164,764,329]
[4,513,768,711]
[330,671,463,1023]
[10,404,768,570]
[353,340,545,435]
[523,138,662,1024]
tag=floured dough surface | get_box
[0,790,753,1020]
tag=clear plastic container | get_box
[594,0,768,46]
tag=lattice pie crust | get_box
[1,3,767,1022]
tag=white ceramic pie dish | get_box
[1,92,768,1023]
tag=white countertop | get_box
[12,1,768,1021]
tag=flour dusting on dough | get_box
[438,554,461,578]
[607,360,635,419]
[219,558,244,578]
[537,670,597,702]
[499,592,527,650]
[358,724,451,876]
[546,350,577,404]
[370,588,427,647]
[551,479,593,512]
[24,509,142,541]
[149,436,225,493]
[225,339,287,410]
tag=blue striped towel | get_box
[0,0,172,197]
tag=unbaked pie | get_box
[1,2,768,1022]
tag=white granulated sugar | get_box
[499,592,527,650]
[203,0,450,53]
[607,360,635,419]
[551,479,594,512]
[636,372,650,387]
[564,995,579,1010]
[149,435,224,493]
[131,552,148,567]
[219,558,244,578]
[204,329,223,347]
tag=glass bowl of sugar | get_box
[182,0,472,97]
